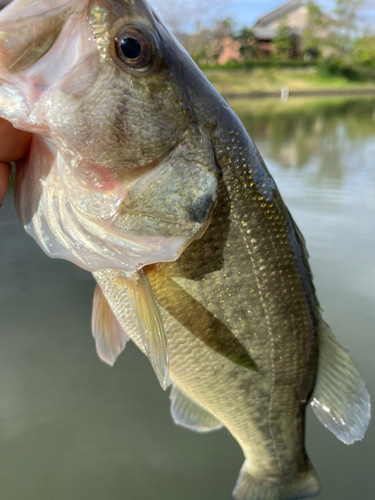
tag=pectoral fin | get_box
[311,322,371,444]
[91,284,129,366]
[125,269,170,390]
[170,385,223,433]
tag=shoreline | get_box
[222,88,375,100]
[203,68,375,100]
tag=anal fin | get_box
[310,321,371,444]
[170,385,223,433]
[91,284,129,366]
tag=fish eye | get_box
[115,27,153,70]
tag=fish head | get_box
[0,0,220,272]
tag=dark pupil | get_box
[120,37,142,60]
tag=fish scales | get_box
[96,144,319,480]
[0,1,370,499]
[149,123,320,480]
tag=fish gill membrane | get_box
[0,1,371,499]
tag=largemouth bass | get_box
[0,1,370,499]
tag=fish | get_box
[0,1,370,499]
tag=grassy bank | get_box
[227,95,375,117]
[203,67,375,95]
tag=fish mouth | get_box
[0,0,95,132]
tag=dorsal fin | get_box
[170,385,223,433]
[311,322,371,444]
[91,284,129,366]
[125,269,170,390]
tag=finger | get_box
[0,161,11,206]
[0,118,32,163]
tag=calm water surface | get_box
[0,97,374,499]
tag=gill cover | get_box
[0,0,218,273]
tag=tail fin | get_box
[311,322,371,445]
[232,460,320,500]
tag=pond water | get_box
[0,96,374,500]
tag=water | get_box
[0,96,374,499]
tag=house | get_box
[253,0,309,57]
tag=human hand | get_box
[0,118,32,206]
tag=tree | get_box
[353,35,375,66]
[236,28,259,61]
[302,0,372,61]
[329,0,366,61]
[334,0,366,37]
[182,17,236,66]
[301,0,375,78]
[274,22,297,59]
[302,1,331,57]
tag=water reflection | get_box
[232,96,375,500]
[233,97,375,184]
[0,97,374,500]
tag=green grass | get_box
[227,95,375,118]
[202,68,375,94]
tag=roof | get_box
[254,0,304,27]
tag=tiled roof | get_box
[254,0,304,27]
